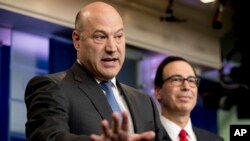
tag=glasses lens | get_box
[165,75,199,87]
[187,77,198,87]
[169,76,183,86]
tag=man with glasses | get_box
[154,56,224,141]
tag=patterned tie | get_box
[99,81,122,116]
[179,129,188,141]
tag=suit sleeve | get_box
[149,97,170,141]
[25,76,91,141]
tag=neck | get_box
[162,109,190,128]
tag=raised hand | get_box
[90,112,155,141]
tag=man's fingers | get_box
[132,131,155,141]
[121,111,128,131]
[112,112,120,133]
[90,134,102,141]
[101,120,111,138]
[140,131,155,140]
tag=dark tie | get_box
[179,129,188,141]
[99,81,122,116]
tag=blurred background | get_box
[0,0,249,141]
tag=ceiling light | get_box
[200,0,215,3]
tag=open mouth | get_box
[102,58,117,62]
[101,57,118,67]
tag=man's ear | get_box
[72,30,80,51]
[154,86,162,101]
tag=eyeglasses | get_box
[163,75,200,88]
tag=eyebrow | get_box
[93,28,124,35]
[115,28,124,34]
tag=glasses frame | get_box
[163,75,200,87]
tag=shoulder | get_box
[119,83,150,97]
[28,61,83,85]
[25,70,71,97]
[118,82,156,107]
[28,71,69,85]
[193,127,224,141]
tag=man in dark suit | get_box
[25,1,169,141]
[154,56,224,141]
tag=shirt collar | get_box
[161,116,181,141]
[185,119,197,141]
[96,78,117,89]
[160,115,196,141]
[77,59,118,89]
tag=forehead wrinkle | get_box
[92,27,124,36]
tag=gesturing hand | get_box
[90,112,155,141]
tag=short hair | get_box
[74,10,83,31]
[154,56,197,87]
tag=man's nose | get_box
[106,38,117,52]
[181,79,191,89]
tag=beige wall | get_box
[0,0,224,68]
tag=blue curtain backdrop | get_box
[48,38,76,73]
[0,45,10,141]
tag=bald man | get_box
[25,2,169,141]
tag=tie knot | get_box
[179,129,188,141]
[100,81,112,92]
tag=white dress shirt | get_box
[160,115,197,141]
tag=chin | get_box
[102,72,116,80]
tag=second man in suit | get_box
[154,56,224,141]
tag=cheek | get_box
[118,42,125,52]
[193,91,198,102]
[192,89,198,98]
[79,44,97,62]
[190,89,198,106]
[160,88,174,101]
[85,44,102,57]
[164,87,175,95]
[121,47,125,55]
[166,88,179,101]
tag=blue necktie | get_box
[99,81,122,116]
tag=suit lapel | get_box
[79,81,113,123]
[71,62,113,123]
[117,82,142,132]
[193,127,204,141]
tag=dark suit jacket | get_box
[193,127,224,141]
[25,62,170,141]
